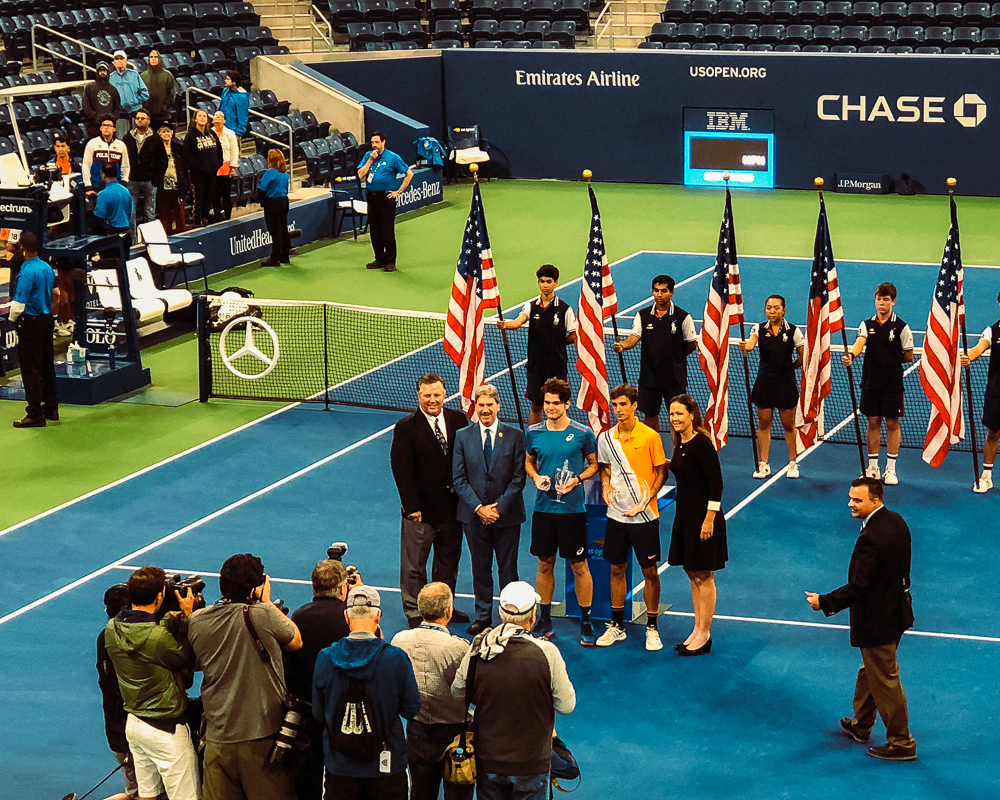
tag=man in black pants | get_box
[9,232,58,428]
[357,131,413,273]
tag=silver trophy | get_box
[552,459,575,503]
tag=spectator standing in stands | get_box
[287,559,352,800]
[94,163,134,251]
[122,109,158,239]
[140,51,175,133]
[183,109,222,228]
[391,583,474,800]
[83,115,130,193]
[312,586,421,800]
[258,149,291,267]
[151,124,189,235]
[188,553,303,800]
[8,232,58,428]
[212,110,240,222]
[50,135,78,338]
[52,134,78,175]
[82,62,121,139]
[110,51,150,140]
[96,583,138,800]
[218,71,250,137]
[452,581,576,800]
[357,130,413,273]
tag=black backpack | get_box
[327,668,385,762]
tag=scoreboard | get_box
[683,108,775,189]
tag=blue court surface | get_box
[3,251,999,800]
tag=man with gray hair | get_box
[453,384,527,635]
[391,583,474,800]
[312,586,421,800]
[452,581,576,800]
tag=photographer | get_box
[287,559,354,800]
[103,566,199,800]
[96,583,138,800]
[188,553,303,800]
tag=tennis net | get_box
[196,296,991,452]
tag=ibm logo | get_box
[706,112,750,131]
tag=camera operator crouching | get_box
[103,566,201,800]
[188,553,303,800]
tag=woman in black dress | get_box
[738,294,805,479]
[666,394,727,656]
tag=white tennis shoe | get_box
[865,465,881,480]
[883,466,898,485]
[786,462,800,479]
[973,474,993,494]
[752,461,771,479]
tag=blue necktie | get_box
[484,429,493,470]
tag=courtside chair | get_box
[448,125,490,182]
[137,221,209,293]
[332,176,368,240]
[126,257,193,313]
[89,269,167,324]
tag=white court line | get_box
[636,249,1000,270]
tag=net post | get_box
[950,178,981,488]
[197,293,210,403]
[323,302,331,411]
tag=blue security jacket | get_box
[218,88,250,136]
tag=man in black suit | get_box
[391,373,471,628]
[806,477,917,762]
[453,384,527,635]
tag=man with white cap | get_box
[452,581,576,800]
[109,50,150,139]
[312,585,421,800]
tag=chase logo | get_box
[954,93,987,128]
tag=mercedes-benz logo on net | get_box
[954,93,987,128]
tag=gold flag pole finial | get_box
[814,176,825,200]
[469,163,479,184]
[583,169,592,185]
[947,176,957,197]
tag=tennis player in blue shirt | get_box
[357,131,413,274]
[8,231,58,427]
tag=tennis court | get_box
[3,246,1000,800]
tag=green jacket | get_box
[104,610,192,720]
[140,65,175,121]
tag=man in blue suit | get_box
[453,384,527,635]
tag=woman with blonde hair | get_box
[257,149,290,266]
[666,394,727,656]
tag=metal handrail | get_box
[310,4,335,51]
[30,24,114,75]
[184,85,295,157]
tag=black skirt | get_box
[751,379,798,411]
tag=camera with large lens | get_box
[160,574,207,616]
[269,696,311,764]
[327,542,360,586]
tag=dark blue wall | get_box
[307,51,1000,196]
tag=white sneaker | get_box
[752,461,771,479]
[53,323,70,338]
[786,462,800,479]
[595,623,626,647]
[973,474,993,494]
[645,628,663,652]
[865,464,881,480]
[883,466,898,485]
[64,319,75,332]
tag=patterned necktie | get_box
[484,429,493,470]
[433,417,447,454]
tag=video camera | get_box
[327,542,361,587]
[160,574,207,616]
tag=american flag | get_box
[443,183,500,415]
[575,185,619,432]
[795,197,844,452]
[919,194,965,467]
[698,188,743,450]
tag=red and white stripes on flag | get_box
[575,185,619,432]
[443,183,500,415]
[698,188,743,450]
[795,197,844,453]
[919,194,966,467]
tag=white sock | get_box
[868,455,879,469]
[984,463,993,479]
[887,454,898,471]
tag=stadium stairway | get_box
[258,0,321,53]
[598,0,666,46]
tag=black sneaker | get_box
[840,718,871,744]
[365,260,382,269]
[13,416,45,428]
[382,263,397,272]
[867,744,916,762]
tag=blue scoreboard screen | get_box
[683,109,775,189]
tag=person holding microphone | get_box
[357,131,413,274]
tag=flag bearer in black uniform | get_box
[498,264,577,424]
[842,283,914,485]
[960,290,1000,493]
[613,274,698,437]
[739,294,805,479]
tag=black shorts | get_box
[602,518,661,567]
[530,511,588,560]
[637,384,684,418]
[860,389,904,419]
[751,380,798,411]
[526,370,568,406]
[983,394,1000,432]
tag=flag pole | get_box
[817,177,866,474]
[951,177,981,490]
[726,172,760,469]
[473,163,525,431]
[584,169,628,385]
